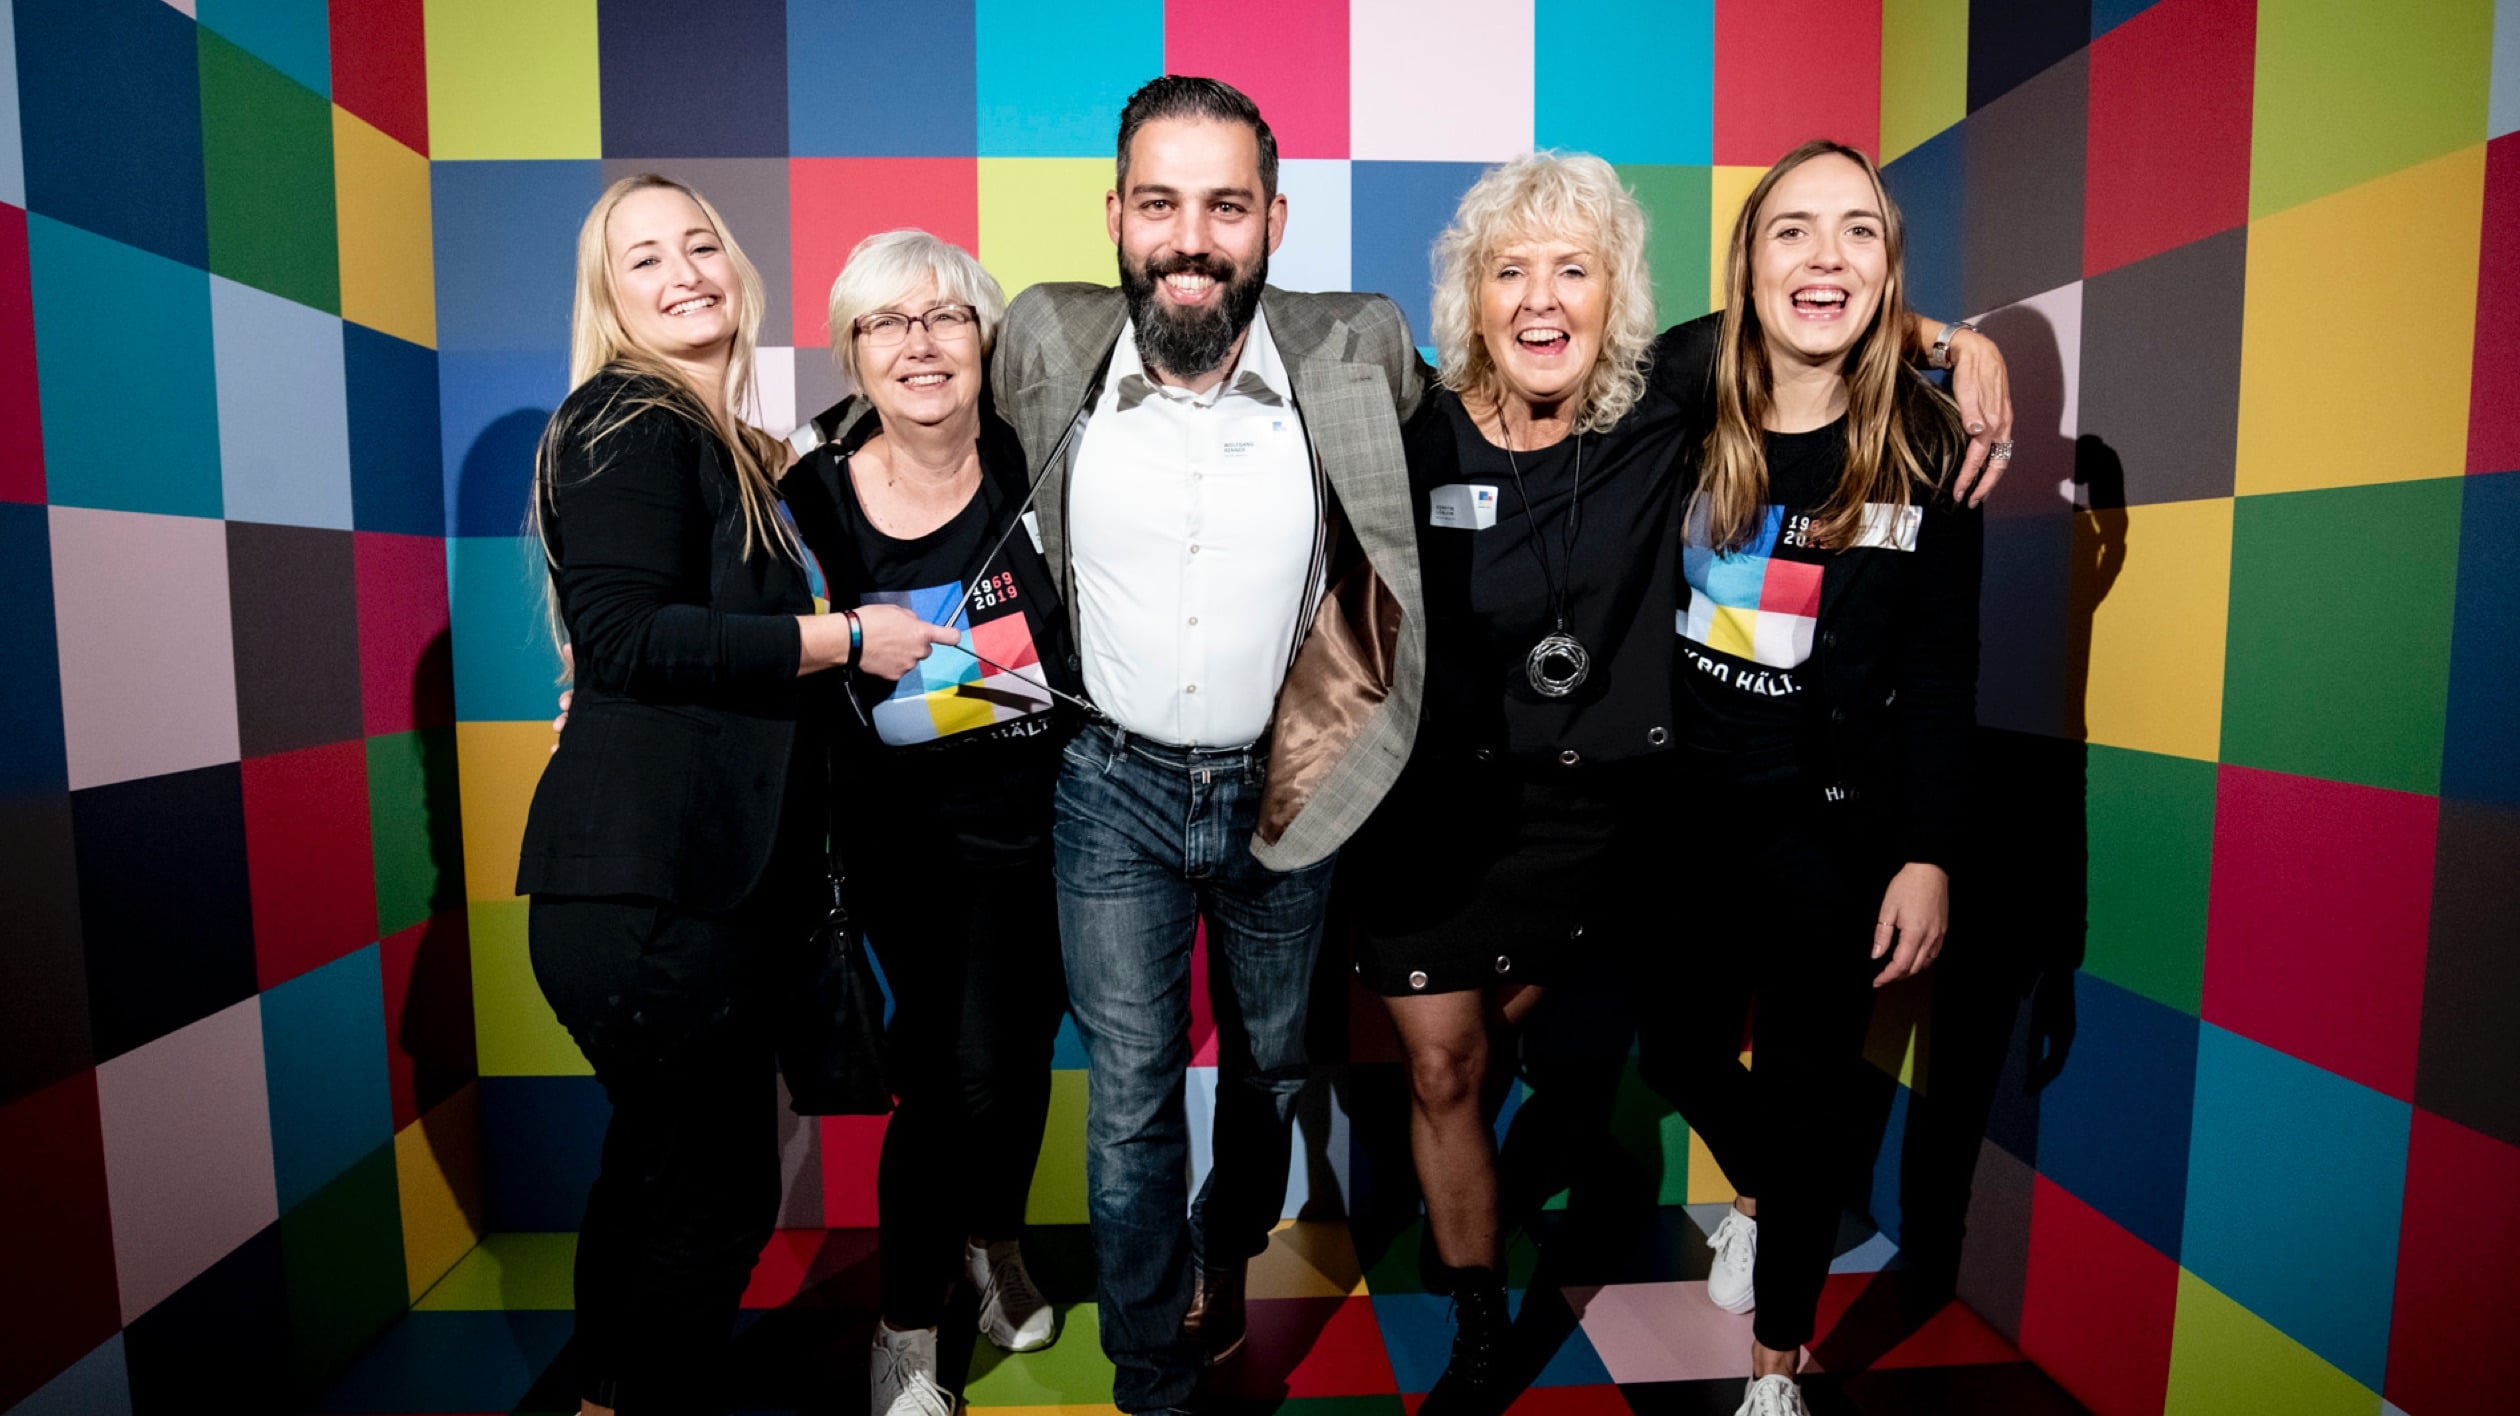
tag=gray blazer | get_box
[990,282,1429,870]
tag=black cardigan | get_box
[515,368,818,911]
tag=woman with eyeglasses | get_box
[779,229,1083,1416]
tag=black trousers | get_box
[1635,779,1891,1353]
[851,792,1066,1328]
[530,880,817,1415]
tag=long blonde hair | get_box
[533,174,797,628]
[1429,151,1656,436]
[1701,140,1959,552]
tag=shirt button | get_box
[1187,617,1198,626]
[1494,955,1512,975]
[1472,747,1494,763]
[1185,684,1198,695]
[1822,629,1839,649]
[1647,726,1668,746]
[1408,970,1429,990]
[1558,748,1581,766]
[1569,924,1585,941]
[1189,545,1201,555]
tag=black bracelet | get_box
[843,609,863,670]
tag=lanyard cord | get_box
[1494,401,1585,634]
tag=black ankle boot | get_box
[1421,1268,1510,1416]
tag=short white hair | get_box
[826,229,1007,392]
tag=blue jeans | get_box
[1053,722,1335,1412]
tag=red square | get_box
[0,1073,121,1410]
[2468,134,2520,474]
[1806,1269,2020,1371]
[0,204,41,505]
[1758,559,1823,618]
[2386,1110,2520,1415]
[1164,0,1349,159]
[819,1113,888,1228]
[1222,1295,1398,1397]
[2016,1176,2177,1416]
[329,0,428,155]
[791,159,979,348]
[1713,0,1881,166]
[243,741,380,991]
[740,1228,829,1309]
[971,606,1040,673]
[2083,0,2256,277]
[380,911,475,1131]
[356,531,454,737]
[2203,766,2436,1100]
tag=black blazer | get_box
[516,368,817,912]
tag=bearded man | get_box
[988,74,1428,1416]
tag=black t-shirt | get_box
[1675,416,1843,759]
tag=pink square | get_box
[243,741,381,992]
[2203,765,2436,1100]
[1565,1281,1754,1382]
[1713,0,1881,166]
[49,507,240,790]
[2017,1176,2177,1415]
[2468,134,2520,474]
[2386,1111,2520,1416]
[791,159,978,349]
[972,606,1040,673]
[98,999,278,1324]
[356,531,454,737]
[2084,0,2257,277]
[1757,558,1823,618]
[1164,0,1349,158]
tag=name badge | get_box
[1022,510,1044,554]
[1429,483,1499,530]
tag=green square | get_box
[2220,479,2462,795]
[2085,746,2216,1015]
[200,29,338,311]
[1023,1069,1088,1225]
[963,1301,1113,1404]
[2249,0,2494,219]
[368,729,465,937]
[1359,1215,1540,1295]
[280,1142,409,1400]
[1617,164,1713,327]
[2164,1269,2380,1416]
[414,1231,576,1310]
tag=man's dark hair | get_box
[1115,75,1279,202]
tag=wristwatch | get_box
[1927,320,1977,370]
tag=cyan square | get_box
[0,502,67,795]
[14,0,207,267]
[2091,0,2165,38]
[599,0,786,157]
[1882,122,1963,322]
[1373,1291,1611,1392]
[0,0,23,209]
[477,1075,609,1231]
[2183,1023,2411,1390]
[448,534,562,723]
[973,0,1161,157]
[7,1332,131,1416]
[261,945,391,1213]
[2031,973,2196,1259]
[212,276,352,530]
[439,348,567,538]
[429,160,604,353]
[345,322,444,537]
[1867,1078,1912,1245]
[29,215,221,519]
[1534,0,1711,163]
[1350,162,1486,351]
[789,0,976,157]
[2498,0,2520,140]
[2444,471,2520,807]
[198,0,331,97]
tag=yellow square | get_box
[2079,497,2234,763]
[1708,166,1767,311]
[980,159,1120,302]
[397,1084,484,1303]
[2235,145,2483,495]
[423,0,601,160]
[2164,1269,2381,1416]
[334,107,434,348]
[1706,601,1758,660]
[928,686,998,738]
[469,898,591,1076]
[1686,1123,1740,1205]
[1880,0,1969,164]
[456,720,550,903]
[1248,1219,1368,1298]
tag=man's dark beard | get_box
[1119,249,1268,381]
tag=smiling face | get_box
[1749,152,1890,375]
[605,184,739,371]
[1108,115,1286,381]
[1478,235,1607,421]
[855,275,983,435]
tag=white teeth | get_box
[1165,274,1214,291]
[905,373,947,388]
[666,295,718,316]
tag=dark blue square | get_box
[441,350,568,539]
[430,161,604,354]
[345,322,445,536]
[1968,0,2091,113]
[13,0,209,267]
[74,764,258,1062]
[1350,162,1486,350]
[2443,469,2520,808]
[479,1074,611,1231]
[600,0,788,157]
[2090,0,2165,37]
[1882,124,1963,323]
[0,503,68,795]
[2031,973,2196,1259]
[313,1310,574,1413]
[122,1224,290,1414]
[787,0,979,156]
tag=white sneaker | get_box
[965,1238,1059,1352]
[1734,1374,1810,1416]
[871,1323,956,1416]
[1705,1208,1758,1314]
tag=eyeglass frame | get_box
[851,303,982,346]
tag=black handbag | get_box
[775,837,893,1116]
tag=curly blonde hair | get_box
[1429,151,1656,435]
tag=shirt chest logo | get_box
[1428,483,1499,530]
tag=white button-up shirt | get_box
[1068,306,1319,748]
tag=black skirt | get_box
[1341,750,1674,996]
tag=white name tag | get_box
[1022,510,1044,554]
[1429,483,1499,530]
[1852,503,1924,552]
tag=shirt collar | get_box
[1111,301,1290,412]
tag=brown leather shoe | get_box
[1184,1261,1248,1365]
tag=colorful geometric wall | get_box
[4,2,2514,1414]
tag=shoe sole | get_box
[982,1324,1061,1354]
[1706,1288,1756,1315]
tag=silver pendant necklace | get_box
[1496,404,1590,699]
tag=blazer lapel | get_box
[1010,289,1127,579]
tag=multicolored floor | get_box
[313,1209,2088,1415]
